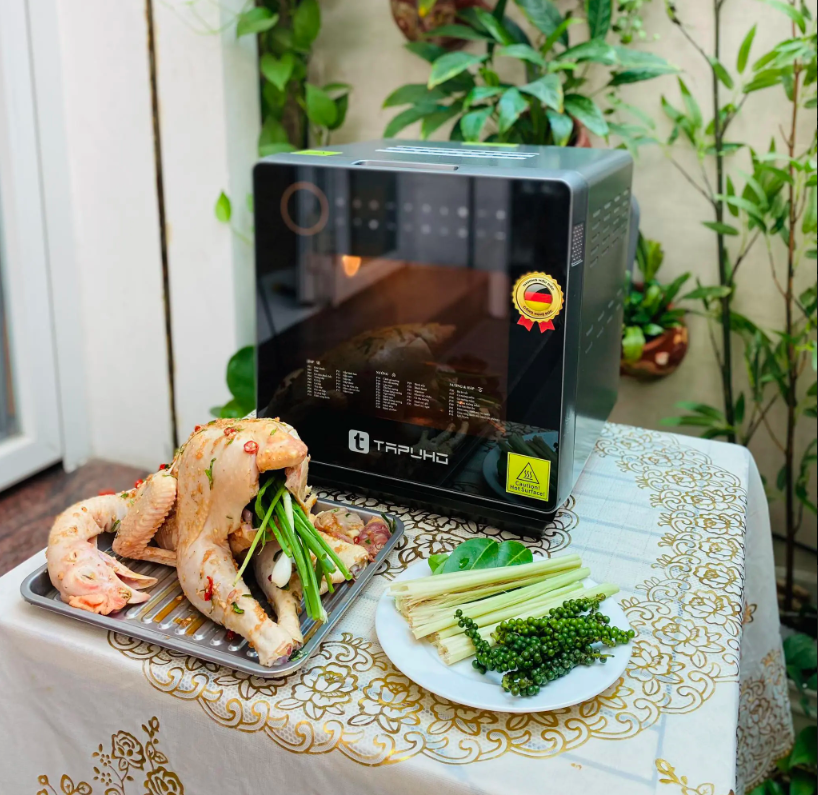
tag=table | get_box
[0,424,793,795]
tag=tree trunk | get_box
[711,0,736,442]
[783,43,802,613]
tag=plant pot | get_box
[621,323,689,379]
[391,0,491,50]
[573,120,592,148]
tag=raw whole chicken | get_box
[46,417,393,667]
[47,418,308,665]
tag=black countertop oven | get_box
[254,140,635,533]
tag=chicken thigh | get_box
[173,418,308,666]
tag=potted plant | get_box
[383,0,676,145]
[391,0,491,50]
[234,0,351,155]
[621,234,690,379]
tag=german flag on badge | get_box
[512,272,564,333]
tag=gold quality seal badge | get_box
[512,272,564,333]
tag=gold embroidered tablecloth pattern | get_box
[0,425,792,795]
[34,717,185,795]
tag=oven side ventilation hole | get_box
[586,187,630,272]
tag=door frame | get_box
[0,0,78,488]
[26,0,92,473]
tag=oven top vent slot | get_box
[376,145,537,160]
[353,159,458,171]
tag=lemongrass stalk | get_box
[438,584,620,665]
[432,582,584,641]
[426,580,586,641]
[436,584,610,652]
[391,554,582,593]
[397,573,553,616]
[457,583,617,641]
[389,555,582,598]
[419,567,588,623]
[434,584,583,644]
[411,568,589,639]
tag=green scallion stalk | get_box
[254,478,273,524]
[274,501,319,620]
[293,505,352,580]
[233,482,285,586]
[302,544,327,623]
[294,521,336,575]
[264,484,290,556]
[322,561,335,594]
[266,515,290,558]
[289,512,343,597]
[282,491,296,542]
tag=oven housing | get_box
[254,141,635,533]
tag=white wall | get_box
[153,0,260,441]
[50,0,174,469]
[34,0,260,469]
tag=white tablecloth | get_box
[0,425,792,795]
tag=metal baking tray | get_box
[20,498,404,677]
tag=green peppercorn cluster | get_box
[456,596,635,698]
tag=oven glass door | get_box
[255,165,570,512]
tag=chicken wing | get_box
[47,494,158,614]
[112,472,177,566]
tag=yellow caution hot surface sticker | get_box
[505,452,551,502]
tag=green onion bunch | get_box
[234,476,352,623]
[458,596,635,698]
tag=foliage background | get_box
[308,0,818,564]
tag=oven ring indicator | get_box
[280,181,329,236]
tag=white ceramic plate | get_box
[376,559,633,714]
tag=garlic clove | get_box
[271,550,293,588]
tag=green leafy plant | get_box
[383,0,675,145]
[618,1,818,613]
[235,0,350,154]
[211,346,255,418]
[622,234,690,363]
[750,726,817,795]
[786,633,818,717]
[612,0,656,44]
